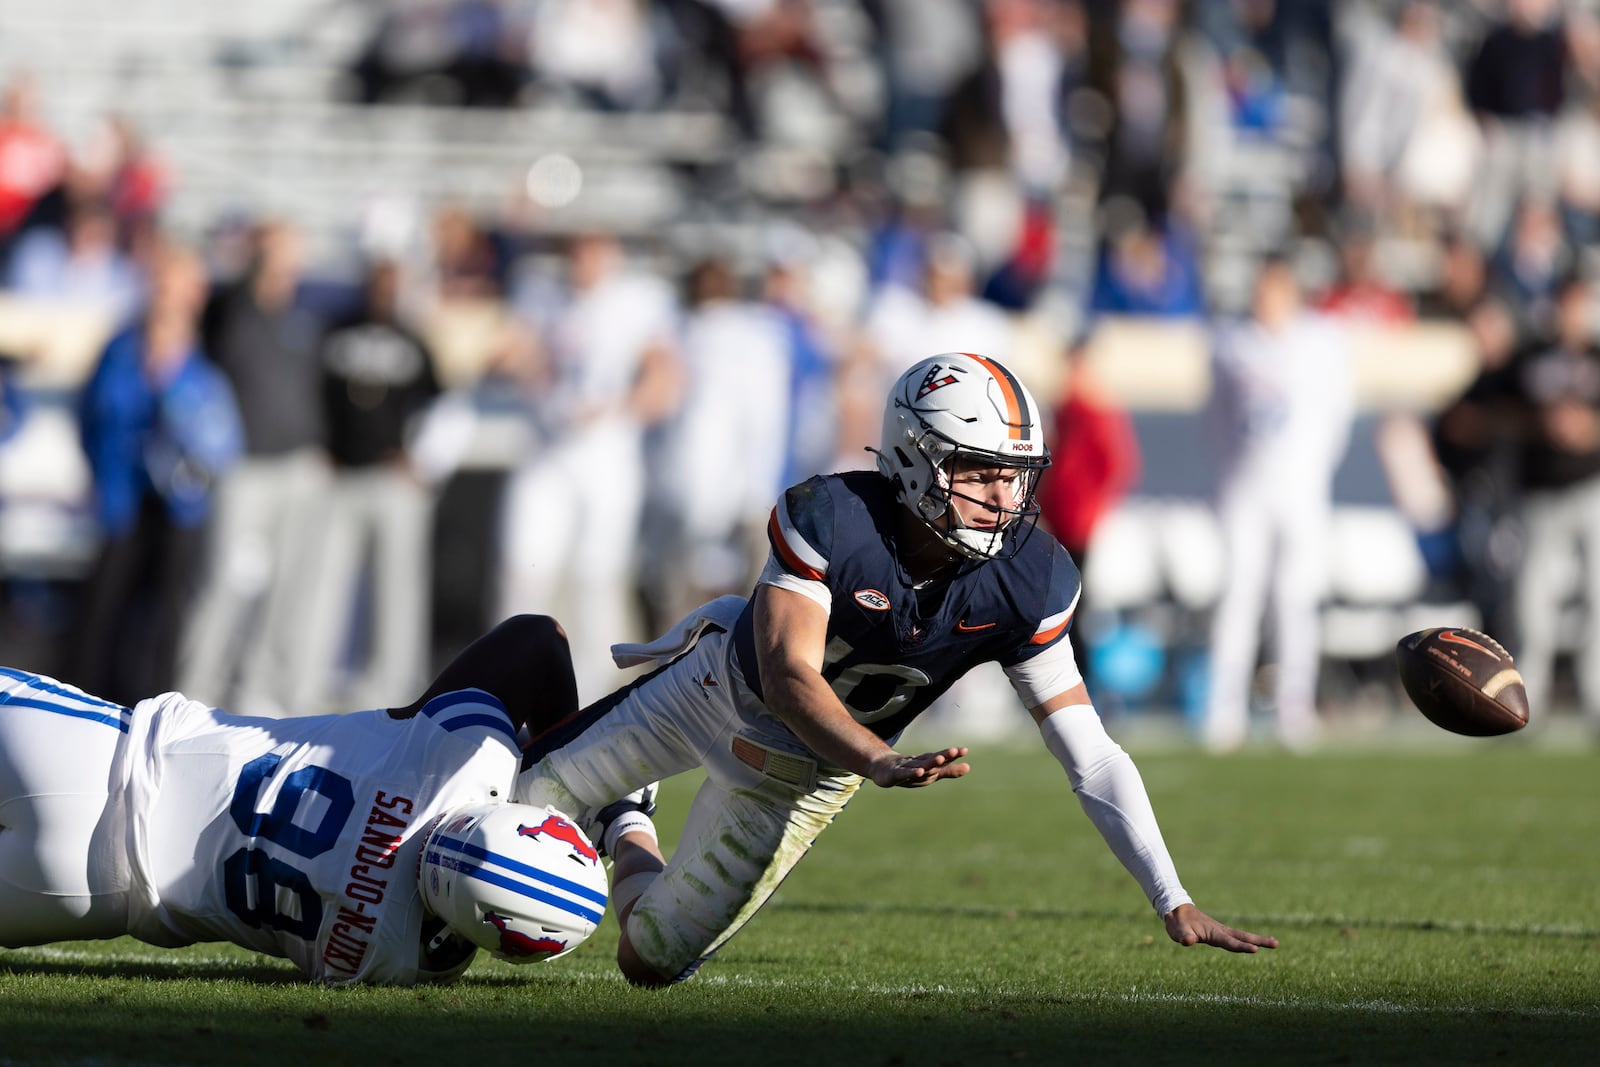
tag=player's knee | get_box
[498,613,569,647]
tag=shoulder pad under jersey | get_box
[767,476,836,581]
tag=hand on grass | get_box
[1164,903,1279,953]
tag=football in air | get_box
[1395,628,1530,737]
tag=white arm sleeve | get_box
[1038,704,1192,918]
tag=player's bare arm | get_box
[753,584,970,788]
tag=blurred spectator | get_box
[350,0,514,106]
[429,203,506,300]
[1416,229,1492,321]
[0,74,65,270]
[0,357,24,447]
[862,231,1015,385]
[1084,0,1186,217]
[1314,226,1415,325]
[530,0,666,110]
[1339,1,1479,229]
[942,0,1087,309]
[1463,0,1569,245]
[1502,273,1600,734]
[1554,9,1600,248]
[943,0,1082,194]
[1202,255,1353,752]
[99,115,169,240]
[721,0,838,145]
[71,241,243,707]
[4,195,145,319]
[1193,0,1294,138]
[1429,295,1522,637]
[761,242,838,487]
[180,220,331,716]
[1036,331,1142,679]
[869,0,985,150]
[1491,196,1573,339]
[863,150,951,293]
[445,0,532,107]
[656,0,756,135]
[1087,201,1206,317]
[641,255,789,630]
[295,258,443,711]
[496,231,684,701]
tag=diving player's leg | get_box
[617,759,862,985]
[0,675,131,946]
[610,828,668,987]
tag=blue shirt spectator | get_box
[78,323,243,535]
[1088,214,1206,317]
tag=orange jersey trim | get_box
[1029,610,1074,646]
[768,508,826,582]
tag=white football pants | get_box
[0,670,131,946]
[516,627,862,980]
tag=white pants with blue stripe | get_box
[0,668,133,946]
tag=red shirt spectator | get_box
[1037,341,1142,559]
[1315,232,1415,325]
[0,76,65,237]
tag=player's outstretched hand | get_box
[1163,903,1279,953]
[867,747,971,789]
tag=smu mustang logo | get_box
[518,814,599,864]
[485,911,567,959]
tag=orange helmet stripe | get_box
[964,353,1028,441]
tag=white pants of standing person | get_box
[178,447,332,716]
[1513,471,1600,726]
[495,425,646,704]
[292,466,435,714]
[1202,476,1332,753]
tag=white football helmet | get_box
[420,802,608,964]
[875,352,1051,560]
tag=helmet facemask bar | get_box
[920,435,1049,560]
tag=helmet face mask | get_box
[419,802,609,966]
[875,353,1051,560]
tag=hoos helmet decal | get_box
[420,802,608,964]
[874,353,1051,560]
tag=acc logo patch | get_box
[854,589,891,611]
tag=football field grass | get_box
[2,742,1596,1066]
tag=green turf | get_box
[3,746,1597,1065]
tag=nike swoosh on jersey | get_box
[955,619,997,633]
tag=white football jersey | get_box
[121,689,520,985]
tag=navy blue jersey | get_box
[731,472,1081,740]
